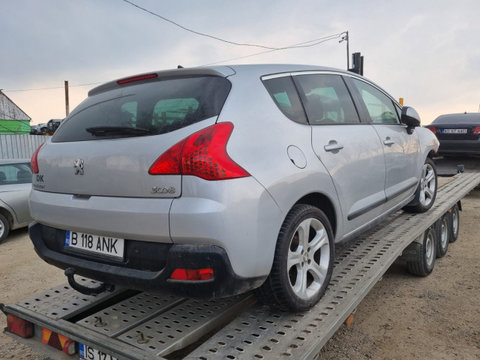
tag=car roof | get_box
[0,159,30,165]
[89,64,357,96]
[433,113,480,124]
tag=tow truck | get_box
[1,168,479,360]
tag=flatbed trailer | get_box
[2,171,480,360]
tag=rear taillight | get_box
[31,142,45,174]
[473,126,480,135]
[426,126,437,135]
[149,122,250,180]
[170,268,214,281]
[6,314,33,338]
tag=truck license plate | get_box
[65,231,124,260]
[79,344,118,360]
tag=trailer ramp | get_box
[3,172,480,360]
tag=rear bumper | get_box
[438,140,480,154]
[30,222,265,298]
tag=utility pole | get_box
[64,81,70,117]
[339,31,349,70]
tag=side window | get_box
[0,163,32,185]
[263,76,307,124]
[351,79,400,125]
[294,74,360,124]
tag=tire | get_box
[256,204,334,311]
[449,203,460,243]
[435,213,450,258]
[0,213,10,244]
[403,157,437,213]
[407,226,436,276]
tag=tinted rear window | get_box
[53,76,231,142]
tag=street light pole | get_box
[339,31,349,70]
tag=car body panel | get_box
[29,190,173,242]
[310,124,386,231]
[372,124,420,202]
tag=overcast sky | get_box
[1,0,479,125]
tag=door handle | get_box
[383,137,395,146]
[324,140,344,152]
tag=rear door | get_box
[346,77,420,204]
[293,73,387,235]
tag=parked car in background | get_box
[29,64,439,311]
[426,112,480,155]
[0,160,32,243]
[30,123,48,135]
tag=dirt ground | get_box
[0,162,479,359]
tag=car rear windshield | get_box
[53,76,231,142]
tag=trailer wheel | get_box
[435,213,450,258]
[449,203,460,243]
[0,213,10,244]
[257,204,334,311]
[403,157,437,213]
[407,226,436,276]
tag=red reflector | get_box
[149,122,250,180]
[170,268,214,281]
[31,142,45,174]
[117,73,158,85]
[42,328,76,355]
[6,314,33,338]
[473,126,480,135]
[426,126,437,135]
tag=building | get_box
[0,91,31,134]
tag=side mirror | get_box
[401,106,421,134]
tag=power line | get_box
[121,0,344,51]
[201,33,346,66]
[4,82,102,93]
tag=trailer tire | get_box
[403,157,437,213]
[0,213,10,244]
[256,204,334,311]
[435,213,450,258]
[449,203,460,243]
[407,226,436,276]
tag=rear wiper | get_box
[86,126,153,137]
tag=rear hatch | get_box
[34,72,232,198]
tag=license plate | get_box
[79,344,118,360]
[442,128,468,134]
[65,231,124,260]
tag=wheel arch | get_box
[0,207,13,227]
[295,192,337,238]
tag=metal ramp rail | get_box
[3,171,480,360]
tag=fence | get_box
[0,134,47,160]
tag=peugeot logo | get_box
[74,159,85,175]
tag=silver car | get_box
[0,160,32,243]
[29,65,439,311]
